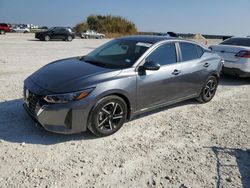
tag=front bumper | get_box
[23,90,92,134]
[222,67,250,77]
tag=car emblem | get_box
[25,89,29,99]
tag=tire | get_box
[44,35,50,41]
[66,35,73,42]
[196,76,218,103]
[88,95,127,137]
[0,30,5,35]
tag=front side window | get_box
[146,43,177,66]
[179,42,200,61]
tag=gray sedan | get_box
[23,36,223,136]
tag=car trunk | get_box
[210,45,249,62]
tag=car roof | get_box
[118,35,183,44]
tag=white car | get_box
[80,30,105,39]
[12,27,30,33]
[210,37,250,77]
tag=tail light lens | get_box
[235,50,250,58]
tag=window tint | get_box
[196,45,204,57]
[146,43,177,66]
[52,27,62,32]
[84,39,149,68]
[220,38,250,47]
[59,28,66,33]
[99,43,129,56]
[180,42,199,61]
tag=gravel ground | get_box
[0,33,249,188]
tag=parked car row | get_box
[0,23,31,34]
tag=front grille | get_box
[23,88,43,117]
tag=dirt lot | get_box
[0,33,249,188]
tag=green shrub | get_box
[74,14,137,34]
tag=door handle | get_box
[172,69,181,75]
[203,63,210,68]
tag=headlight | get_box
[44,88,93,104]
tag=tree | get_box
[74,22,88,33]
[74,14,137,34]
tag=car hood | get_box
[27,57,121,93]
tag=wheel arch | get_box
[86,92,132,131]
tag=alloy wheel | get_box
[97,102,124,132]
[203,79,217,100]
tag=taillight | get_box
[235,50,250,58]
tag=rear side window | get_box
[146,43,177,66]
[196,45,204,57]
[179,42,203,61]
[220,38,250,47]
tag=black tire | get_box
[44,35,50,41]
[66,35,73,42]
[196,76,218,103]
[0,30,5,35]
[88,95,127,137]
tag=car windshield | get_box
[82,39,151,68]
[220,38,250,47]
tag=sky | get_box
[0,0,250,36]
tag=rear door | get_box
[177,42,210,97]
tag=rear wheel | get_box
[44,35,50,41]
[0,30,5,35]
[66,35,73,42]
[196,76,218,103]
[88,96,127,137]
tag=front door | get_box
[136,43,183,111]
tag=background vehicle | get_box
[35,27,75,41]
[0,23,12,34]
[154,31,179,37]
[81,30,105,39]
[12,26,30,33]
[210,37,250,77]
[23,36,222,136]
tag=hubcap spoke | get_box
[109,119,113,130]
[101,108,111,115]
[113,114,123,120]
[98,117,109,127]
[113,103,118,115]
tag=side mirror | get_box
[142,61,160,71]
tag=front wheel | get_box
[44,35,50,41]
[88,96,127,137]
[196,76,218,103]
